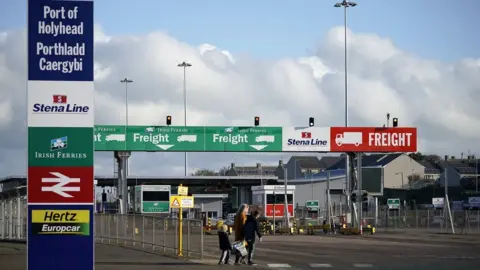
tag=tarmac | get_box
[200,232,480,269]
[0,242,218,270]
[2,231,480,269]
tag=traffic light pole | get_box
[356,153,363,234]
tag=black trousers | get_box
[218,249,230,264]
[246,240,255,263]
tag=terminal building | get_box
[0,153,441,220]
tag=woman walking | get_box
[234,203,249,264]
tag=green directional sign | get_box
[94,125,282,152]
[306,200,319,211]
[142,202,170,213]
[387,198,400,209]
[29,127,94,166]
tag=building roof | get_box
[288,156,322,169]
[319,156,343,169]
[419,158,479,174]
[327,153,403,170]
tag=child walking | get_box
[217,224,232,265]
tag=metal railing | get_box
[0,200,205,259]
[95,214,204,258]
[295,205,480,234]
[0,197,27,241]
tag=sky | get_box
[0,0,479,177]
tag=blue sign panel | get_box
[28,0,94,81]
[28,204,94,270]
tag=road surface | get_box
[201,233,480,269]
[0,242,215,270]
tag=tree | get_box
[218,166,229,176]
[191,169,219,176]
[407,173,421,184]
[408,152,425,161]
[425,154,441,161]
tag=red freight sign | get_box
[330,127,417,153]
[265,204,294,217]
[28,166,94,204]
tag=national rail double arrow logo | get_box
[41,172,80,198]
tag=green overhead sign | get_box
[94,125,282,152]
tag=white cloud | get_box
[1,25,479,176]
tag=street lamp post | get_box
[334,0,357,223]
[120,78,133,150]
[119,78,133,214]
[177,62,192,177]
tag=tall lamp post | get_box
[120,78,133,150]
[177,62,192,177]
[120,78,133,214]
[334,0,357,222]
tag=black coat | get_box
[243,215,262,242]
[218,231,232,250]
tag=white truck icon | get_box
[255,135,275,143]
[225,127,233,133]
[105,134,126,142]
[177,135,197,142]
[335,132,362,146]
[145,127,154,133]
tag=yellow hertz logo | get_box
[31,210,90,236]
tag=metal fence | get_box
[0,196,27,240]
[295,205,480,234]
[95,214,204,258]
[367,208,480,233]
[0,198,204,258]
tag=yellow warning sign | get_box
[170,195,194,208]
[178,186,188,196]
[171,198,180,207]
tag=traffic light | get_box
[392,117,398,127]
[254,116,260,126]
[362,191,368,202]
[351,192,357,203]
[309,117,314,127]
[166,115,172,126]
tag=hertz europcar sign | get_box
[31,210,90,236]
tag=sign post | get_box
[27,0,94,269]
[178,184,183,257]
[170,189,194,257]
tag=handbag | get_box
[232,241,247,256]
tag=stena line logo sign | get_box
[287,131,328,146]
[282,127,331,152]
[32,94,90,114]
